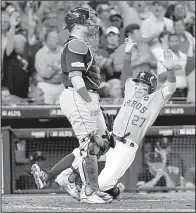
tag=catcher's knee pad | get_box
[79,132,103,157]
[88,140,100,155]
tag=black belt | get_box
[66,86,98,93]
[113,133,135,147]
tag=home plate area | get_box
[2,192,195,212]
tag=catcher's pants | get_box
[98,138,138,191]
[60,88,106,140]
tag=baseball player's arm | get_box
[122,37,137,79]
[163,171,176,187]
[161,70,176,98]
[159,50,176,99]
[137,171,163,188]
[71,73,92,103]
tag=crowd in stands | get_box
[1,1,195,105]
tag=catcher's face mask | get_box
[84,9,100,38]
[135,82,149,98]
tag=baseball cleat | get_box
[116,182,125,200]
[31,164,48,189]
[80,189,113,204]
[55,168,80,201]
[60,183,80,201]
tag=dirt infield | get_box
[2,192,195,212]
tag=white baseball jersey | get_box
[113,78,173,145]
[56,78,176,192]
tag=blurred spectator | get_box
[100,79,123,105]
[99,82,110,98]
[35,1,55,23]
[165,1,176,19]
[96,4,111,33]
[107,78,122,99]
[165,2,195,36]
[105,26,120,55]
[186,44,195,103]
[113,1,147,28]
[1,10,10,66]
[88,33,113,82]
[132,1,152,21]
[6,5,27,36]
[16,151,46,190]
[42,13,58,32]
[159,33,189,98]
[140,1,173,49]
[187,69,195,103]
[184,166,195,189]
[174,19,195,55]
[155,137,185,186]
[28,73,45,105]
[137,152,175,191]
[172,3,186,21]
[113,24,157,90]
[151,31,170,88]
[109,13,125,45]
[2,34,32,98]
[185,1,195,36]
[2,87,30,106]
[87,1,109,11]
[35,30,64,105]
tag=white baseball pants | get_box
[60,88,107,140]
[98,139,138,191]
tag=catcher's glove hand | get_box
[102,111,114,132]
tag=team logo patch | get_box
[71,62,85,67]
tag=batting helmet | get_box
[64,7,100,32]
[132,71,157,94]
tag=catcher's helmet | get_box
[64,7,100,32]
[132,71,157,94]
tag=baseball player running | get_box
[54,35,177,199]
[31,7,115,204]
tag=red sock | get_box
[47,153,75,181]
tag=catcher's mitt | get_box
[102,110,114,132]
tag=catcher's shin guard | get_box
[78,154,99,195]
[78,133,101,195]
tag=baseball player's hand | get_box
[159,49,175,70]
[86,101,101,116]
[125,36,137,54]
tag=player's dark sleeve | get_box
[63,39,88,73]
[121,53,133,91]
